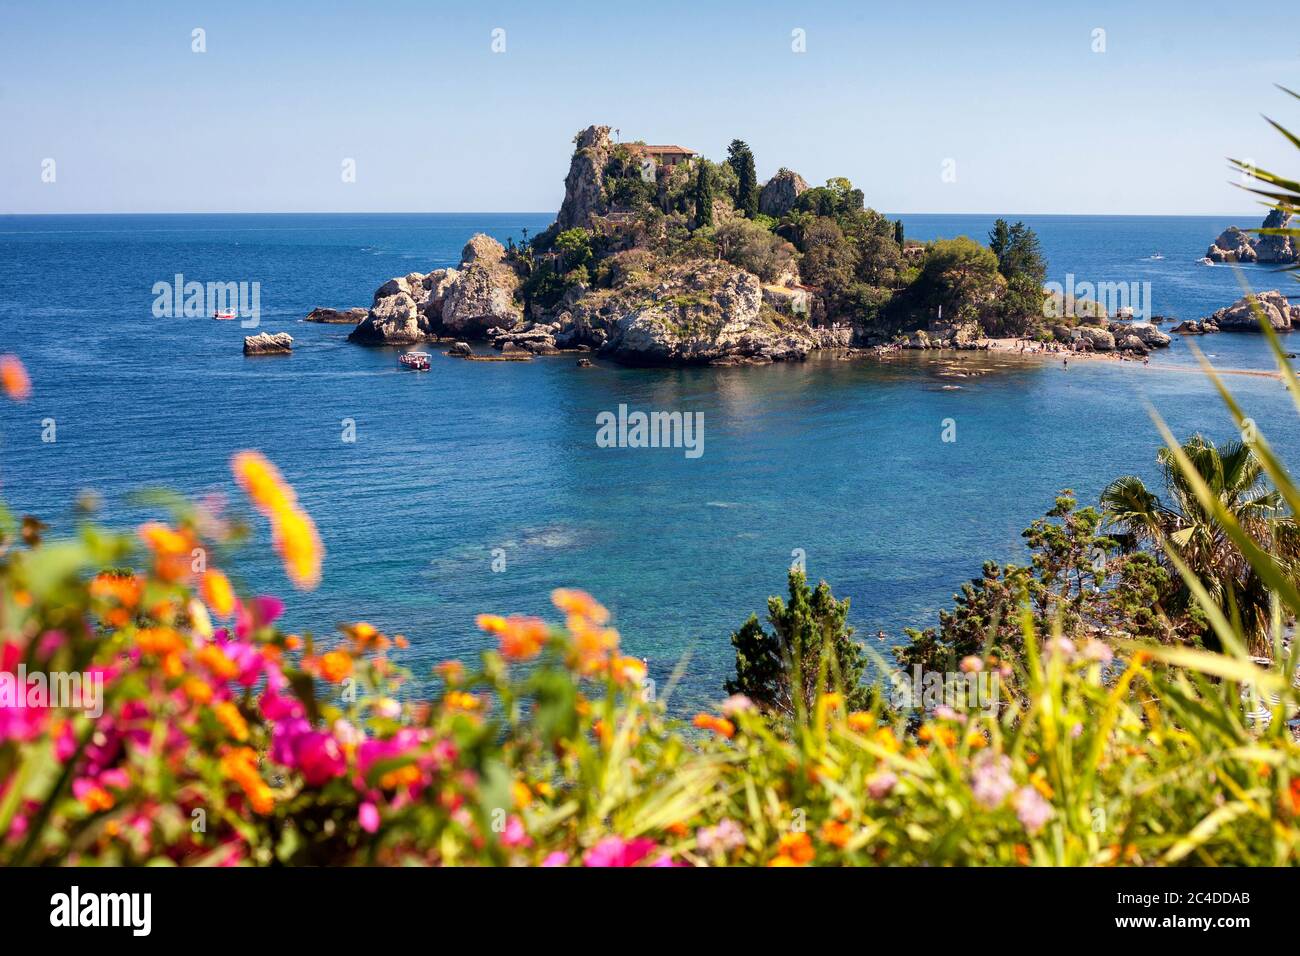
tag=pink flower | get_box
[1013,786,1053,834]
[295,732,347,786]
[867,770,898,800]
[358,802,380,834]
[970,753,1015,810]
[500,815,531,848]
[697,818,745,855]
[540,851,570,867]
[582,835,660,868]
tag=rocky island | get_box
[323,126,1173,366]
[1205,209,1297,264]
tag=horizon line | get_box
[0,210,1268,219]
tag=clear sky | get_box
[2,0,1297,215]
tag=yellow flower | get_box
[214,701,249,741]
[846,711,875,733]
[200,569,236,618]
[230,450,324,591]
[197,644,239,680]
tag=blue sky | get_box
[1,0,1297,215]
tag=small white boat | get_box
[213,310,238,320]
[1149,252,1165,260]
[399,351,431,371]
[1197,256,1215,266]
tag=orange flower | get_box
[551,588,609,624]
[610,656,647,685]
[79,785,114,813]
[318,650,353,683]
[136,627,185,657]
[0,354,31,401]
[693,713,736,739]
[214,701,249,741]
[1289,779,1300,817]
[570,618,620,675]
[479,614,547,660]
[200,569,236,617]
[846,711,874,734]
[138,522,197,582]
[220,747,274,815]
[197,644,240,680]
[1013,843,1031,866]
[183,677,214,704]
[819,819,852,848]
[435,660,465,684]
[773,831,814,866]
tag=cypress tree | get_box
[727,139,759,218]
[694,162,714,227]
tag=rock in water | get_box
[758,168,809,218]
[438,235,523,336]
[1205,210,1297,264]
[304,307,367,324]
[244,332,293,355]
[1203,290,1298,331]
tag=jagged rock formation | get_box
[244,332,293,355]
[348,237,520,345]
[759,168,809,218]
[1202,290,1298,331]
[1206,209,1297,263]
[304,307,366,324]
[556,125,614,231]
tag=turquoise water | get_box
[1,213,1297,708]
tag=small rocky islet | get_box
[301,125,1295,367]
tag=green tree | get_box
[693,162,714,228]
[1101,434,1300,651]
[987,219,1046,285]
[725,570,871,718]
[726,139,760,218]
[912,236,1004,324]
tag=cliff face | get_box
[758,168,809,218]
[1206,209,1297,263]
[556,125,614,231]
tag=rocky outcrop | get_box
[1255,208,1297,263]
[1206,210,1297,264]
[347,236,521,345]
[1173,319,1220,335]
[557,125,614,231]
[1072,326,1115,351]
[1204,290,1298,332]
[305,307,366,324]
[1108,322,1170,350]
[244,332,293,355]
[439,236,522,336]
[489,322,560,354]
[567,259,819,365]
[349,289,431,345]
[758,168,809,218]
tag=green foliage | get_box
[1102,434,1300,652]
[693,162,715,228]
[726,140,759,218]
[713,218,797,281]
[911,236,1005,324]
[725,570,872,718]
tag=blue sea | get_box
[1,212,1297,709]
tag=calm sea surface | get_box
[1,212,1296,708]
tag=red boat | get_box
[399,352,431,371]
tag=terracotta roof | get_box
[630,144,696,155]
